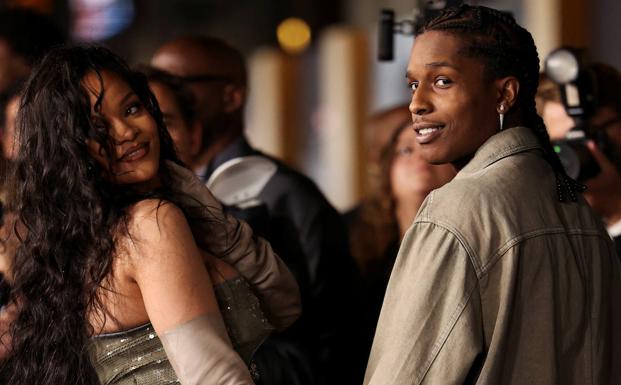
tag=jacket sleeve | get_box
[364,221,483,385]
[166,161,301,331]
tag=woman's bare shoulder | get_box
[126,198,184,225]
[118,199,192,262]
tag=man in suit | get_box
[151,36,364,385]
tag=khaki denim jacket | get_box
[364,127,621,385]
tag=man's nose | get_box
[409,86,432,116]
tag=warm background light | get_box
[277,17,311,54]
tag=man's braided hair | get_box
[418,4,584,202]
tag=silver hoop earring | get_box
[498,104,505,131]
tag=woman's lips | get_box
[414,123,445,144]
[118,142,149,162]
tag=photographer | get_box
[538,62,621,253]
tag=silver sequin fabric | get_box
[89,277,274,385]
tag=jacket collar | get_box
[458,126,542,176]
[200,136,255,181]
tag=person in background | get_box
[347,105,455,374]
[365,5,621,384]
[151,35,362,385]
[142,66,199,165]
[537,63,621,254]
[0,79,24,162]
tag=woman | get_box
[365,5,620,385]
[0,46,300,385]
[350,107,455,277]
[349,108,455,376]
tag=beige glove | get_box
[160,314,254,385]
[165,161,301,330]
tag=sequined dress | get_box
[89,277,273,385]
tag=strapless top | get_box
[89,277,273,385]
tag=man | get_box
[142,66,199,165]
[151,36,363,385]
[538,62,621,255]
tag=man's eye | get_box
[408,81,419,91]
[435,78,452,87]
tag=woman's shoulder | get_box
[125,199,186,228]
[118,199,192,258]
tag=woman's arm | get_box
[123,199,253,384]
[166,161,301,330]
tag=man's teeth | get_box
[418,126,442,135]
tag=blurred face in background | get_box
[390,126,456,202]
[2,94,19,160]
[151,44,233,152]
[541,100,574,140]
[149,80,195,165]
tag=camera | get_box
[545,48,611,181]
[378,0,463,61]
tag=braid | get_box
[419,4,584,202]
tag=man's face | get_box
[406,31,499,165]
[150,45,227,126]
[149,80,194,165]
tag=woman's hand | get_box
[165,160,302,331]
[201,250,239,285]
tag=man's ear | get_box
[189,119,203,157]
[222,84,245,113]
[495,76,520,111]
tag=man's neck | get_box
[192,135,237,172]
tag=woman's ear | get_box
[495,76,520,111]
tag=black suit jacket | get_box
[201,137,364,385]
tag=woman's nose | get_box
[110,120,138,143]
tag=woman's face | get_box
[390,127,456,201]
[83,70,161,187]
[406,30,500,165]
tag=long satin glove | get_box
[165,161,301,330]
[160,314,254,385]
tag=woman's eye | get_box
[408,81,419,92]
[395,146,414,157]
[126,102,142,116]
[434,78,452,88]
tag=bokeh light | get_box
[277,17,311,54]
[71,0,135,42]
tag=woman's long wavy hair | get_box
[419,4,584,201]
[0,45,183,384]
